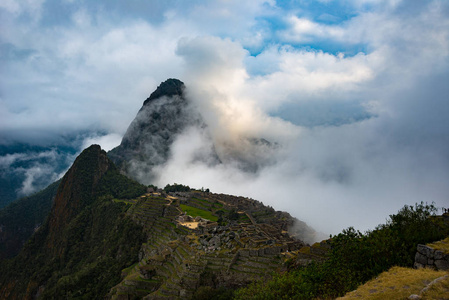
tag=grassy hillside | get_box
[427,237,449,254]
[179,204,219,222]
[338,266,448,300]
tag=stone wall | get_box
[414,244,449,270]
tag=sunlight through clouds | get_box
[1,0,448,233]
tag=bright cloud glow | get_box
[1,0,448,235]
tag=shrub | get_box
[234,202,449,300]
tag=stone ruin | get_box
[414,243,449,270]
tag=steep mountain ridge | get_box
[0,145,147,299]
[142,78,184,107]
[46,145,112,250]
[108,79,216,184]
[108,78,281,184]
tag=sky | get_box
[1,0,449,236]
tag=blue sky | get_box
[1,0,449,234]
[0,0,392,142]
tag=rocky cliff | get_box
[46,145,113,250]
[108,78,281,184]
[108,79,216,184]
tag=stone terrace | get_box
[109,191,308,299]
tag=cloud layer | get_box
[1,0,449,234]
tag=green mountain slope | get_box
[0,179,60,260]
[0,145,147,299]
[0,145,315,299]
[3,144,446,300]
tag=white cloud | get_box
[279,16,346,43]
[177,37,299,153]
[0,0,21,15]
[246,48,375,112]
[1,0,449,236]
[18,164,58,196]
[0,153,27,168]
[152,1,449,235]
[0,0,44,19]
[72,8,92,28]
[81,133,122,152]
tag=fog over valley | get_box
[1,0,448,235]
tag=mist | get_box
[150,33,449,236]
[2,1,448,235]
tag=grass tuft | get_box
[338,266,448,300]
[179,204,218,222]
[427,237,449,254]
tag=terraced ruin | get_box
[109,190,312,299]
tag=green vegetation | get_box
[0,188,145,299]
[227,209,240,221]
[2,147,448,299]
[213,201,224,209]
[164,183,190,193]
[95,166,147,199]
[38,200,145,299]
[234,202,449,300]
[0,180,60,259]
[193,286,235,300]
[0,146,146,299]
[427,237,449,254]
[148,184,158,190]
[192,197,212,205]
[239,213,250,223]
[180,204,218,222]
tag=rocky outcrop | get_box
[107,78,285,186]
[108,79,218,184]
[142,78,184,107]
[414,244,449,270]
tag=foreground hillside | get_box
[338,266,449,299]
[234,204,449,299]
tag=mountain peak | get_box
[143,78,184,106]
[108,78,210,183]
[47,144,112,246]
